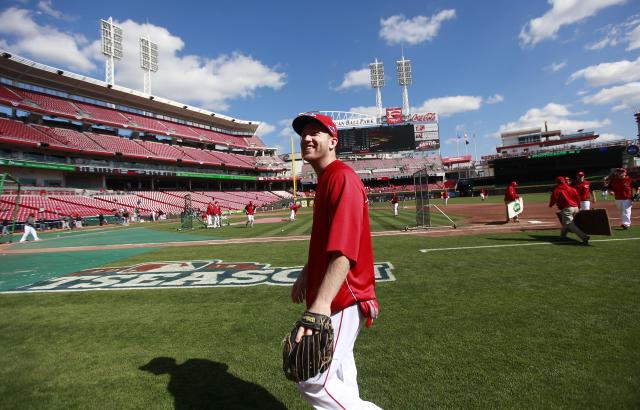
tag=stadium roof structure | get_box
[0,50,260,135]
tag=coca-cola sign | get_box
[411,112,438,123]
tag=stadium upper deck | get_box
[0,51,288,191]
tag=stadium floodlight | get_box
[100,17,123,86]
[396,56,412,118]
[370,59,384,121]
[140,35,159,95]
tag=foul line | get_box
[419,237,640,252]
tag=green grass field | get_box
[1,211,639,409]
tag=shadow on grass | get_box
[485,234,584,244]
[140,357,286,410]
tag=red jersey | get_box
[443,191,449,199]
[609,176,632,200]
[549,183,580,209]
[391,193,398,204]
[215,204,222,216]
[572,180,592,201]
[290,203,301,213]
[504,183,518,202]
[206,204,216,215]
[306,160,376,314]
[245,204,256,215]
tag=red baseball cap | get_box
[556,176,566,184]
[577,171,585,176]
[292,112,338,139]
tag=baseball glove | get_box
[282,311,334,382]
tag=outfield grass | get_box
[1,228,639,409]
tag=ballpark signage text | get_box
[9,260,396,293]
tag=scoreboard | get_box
[337,124,416,154]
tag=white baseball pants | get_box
[297,304,381,410]
[580,200,591,210]
[20,225,39,242]
[616,199,632,227]
[393,203,398,216]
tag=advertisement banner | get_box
[386,107,403,124]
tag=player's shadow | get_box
[139,357,286,410]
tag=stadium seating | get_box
[12,89,80,119]
[86,133,154,159]
[0,85,23,105]
[32,126,108,154]
[0,119,66,148]
[75,102,131,127]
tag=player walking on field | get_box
[391,191,399,216]
[290,112,381,409]
[244,201,256,228]
[571,171,596,210]
[608,168,633,229]
[549,176,589,245]
[504,181,520,223]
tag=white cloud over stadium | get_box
[0,8,286,113]
[519,0,627,47]
[496,103,611,138]
[379,10,456,45]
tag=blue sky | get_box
[0,0,639,158]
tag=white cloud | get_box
[519,0,627,47]
[496,103,610,136]
[256,122,275,137]
[545,60,567,72]
[414,95,482,117]
[569,56,640,86]
[0,7,94,71]
[628,22,640,50]
[582,81,640,110]
[37,1,61,18]
[486,94,504,104]
[335,68,370,91]
[380,10,456,45]
[596,132,625,142]
[586,14,640,50]
[348,106,378,117]
[85,19,285,112]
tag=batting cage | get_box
[178,193,206,231]
[412,169,456,230]
[0,173,21,243]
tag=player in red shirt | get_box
[206,202,215,227]
[571,171,596,210]
[443,190,450,205]
[549,176,589,244]
[608,168,633,229]
[390,191,399,216]
[244,201,256,228]
[290,112,380,409]
[289,202,301,221]
[504,181,520,223]
[214,201,222,228]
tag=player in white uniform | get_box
[19,214,40,242]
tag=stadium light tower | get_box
[396,55,412,119]
[100,17,123,86]
[369,59,384,121]
[140,35,159,95]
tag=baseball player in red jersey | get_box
[549,176,589,244]
[391,191,399,216]
[244,201,256,227]
[206,202,215,227]
[571,171,596,210]
[291,112,381,409]
[289,202,301,221]
[442,190,449,205]
[504,181,520,223]
[608,168,633,229]
[214,201,222,228]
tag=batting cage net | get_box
[178,193,206,231]
[412,169,456,230]
[0,173,21,242]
